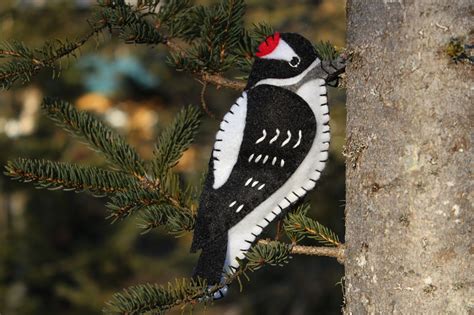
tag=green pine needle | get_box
[152,106,201,180]
[314,41,339,61]
[137,204,195,235]
[4,158,136,196]
[245,241,292,271]
[105,278,208,314]
[106,187,165,221]
[42,98,146,177]
[284,205,341,246]
[105,240,293,314]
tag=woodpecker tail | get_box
[193,235,227,284]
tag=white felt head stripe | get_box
[261,39,298,62]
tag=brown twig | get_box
[200,72,246,91]
[275,220,282,240]
[258,239,345,264]
[199,81,216,118]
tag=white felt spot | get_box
[258,184,266,190]
[263,155,269,164]
[229,201,236,207]
[212,93,248,189]
[236,204,244,213]
[245,178,253,186]
[255,154,262,163]
[248,153,254,162]
[251,180,259,187]
[272,157,277,165]
[280,159,285,167]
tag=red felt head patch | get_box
[255,32,280,58]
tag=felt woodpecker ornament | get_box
[191,32,343,299]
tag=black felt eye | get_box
[289,56,300,67]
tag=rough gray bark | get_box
[344,1,472,314]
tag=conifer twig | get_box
[163,38,247,91]
[259,240,346,264]
[200,72,246,90]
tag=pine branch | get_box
[104,241,292,314]
[42,98,146,177]
[314,40,340,61]
[283,205,341,247]
[152,106,201,181]
[4,158,136,196]
[94,0,165,45]
[105,278,209,315]
[257,239,345,264]
[0,27,105,89]
[245,240,292,271]
[106,187,164,221]
[137,204,195,235]
[106,170,197,226]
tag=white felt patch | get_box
[212,93,248,189]
[224,78,329,273]
[255,58,320,87]
[262,39,299,63]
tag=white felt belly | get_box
[224,79,329,273]
[212,93,248,189]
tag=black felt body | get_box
[191,85,317,283]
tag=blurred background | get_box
[0,0,346,314]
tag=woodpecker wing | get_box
[191,84,317,251]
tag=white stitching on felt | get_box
[281,130,292,147]
[293,130,302,148]
[255,129,267,144]
[270,129,280,144]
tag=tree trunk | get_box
[344,1,472,314]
